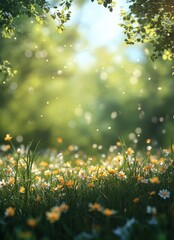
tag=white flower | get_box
[158,189,170,199]
[113,218,137,240]
[0,179,6,188]
[146,206,157,215]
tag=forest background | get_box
[0,0,174,152]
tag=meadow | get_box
[0,134,174,240]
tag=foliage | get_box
[0,14,174,150]
[120,0,174,61]
[0,136,174,239]
[0,60,17,82]
[0,0,48,38]
[0,0,174,61]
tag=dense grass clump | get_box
[0,134,174,240]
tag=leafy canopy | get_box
[0,0,174,64]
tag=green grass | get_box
[0,137,174,240]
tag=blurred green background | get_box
[0,1,174,152]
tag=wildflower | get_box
[146,206,157,215]
[26,218,37,228]
[55,184,63,191]
[102,208,117,217]
[159,165,167,173]
[133,197,139,203]
[51,206,61,213]
[149,191,156,196]
[44,170,51,176]
[150,176,160,184]
[35,175,41,181]
[39,161,48,167]
[158,189,170,199]
[53,169,59,175]
[116,155,123,163]
[107,167,118,175]
[46,211,61,223]
[0,179,6,188]
[6,168,12,174]
[89,203,102,212]
[0,144,11,151]
[65,180,74,187]
[113,218,137,240]
[126,147,134,156]
[136,175,142,182]
[5,207,15,217]
[57,137,63,144]
[117,171,127,180]
[58,176,65,184]
[116,141,121,147]
[75,159,85,166]
[4,133,12,141]
[41,182,50,189]
[8,177,15,185]
[88,183,94,188]
[59,203,69,213]
[141,178,148,184]
[146,138,151,144]
[19,186,25,193]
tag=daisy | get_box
[158,189,170,199]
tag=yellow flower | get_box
[126,147,134,155]
[102,208,117,217]
[44,170,51,176]
[19,186,25,193]
[116,141,122,147]
[6,168,11,174]
[5,207,15,217]
[146,138,151,144]
[46,211,61,223]
[56,137,63,144]
[35,176,41,181]
[9,177,15,185]
[59,203,69,213]
[149,191,156,196]
[88,183,94,188]
[136,175,142,183]
[39,161,48,167]
[133,197,139,203]
[65,180,74,187]
[89,203,102,212]
[150,176,160,184]
[53,169,59,175]
[26,218,37,228]
[107,167,118,175]
[58,176,65,184]
[4,133,12,141]
[51,206,61,213]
